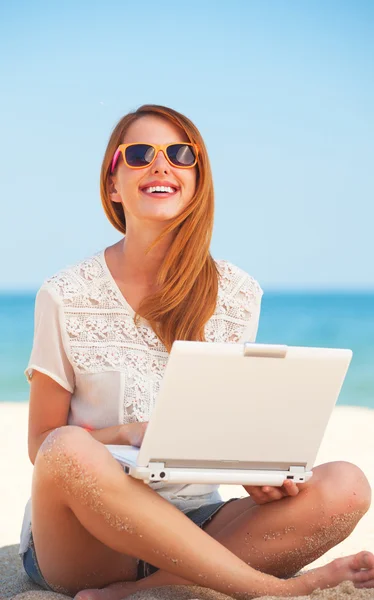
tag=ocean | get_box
[0,291,373,408]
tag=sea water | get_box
[0,291,373,408]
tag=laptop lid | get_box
[137,342,352,472]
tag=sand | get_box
[1,402,373,599]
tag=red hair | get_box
[100,104,219,352]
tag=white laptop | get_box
[106,341,352,487]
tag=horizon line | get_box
[1,287,374,295]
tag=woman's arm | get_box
[28,370,72,464]
[88,422,148,447]
[28,371,144,464]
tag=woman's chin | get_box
[139,207,184,223]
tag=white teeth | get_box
[143,185,176,194]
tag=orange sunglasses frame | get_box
[110,142,199,173]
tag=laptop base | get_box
[124,462,312,486]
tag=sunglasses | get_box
[110,142,199,173]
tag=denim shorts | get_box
[22,531,56,591]
[22,498,239,590]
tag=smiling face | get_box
[109,115,198,228]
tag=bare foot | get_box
[74,581,137,600]
[75,551,374,600]
[74,565,191,600]
[290,551,374,595]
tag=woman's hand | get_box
[120,422,149,447]
[244,479,300,505]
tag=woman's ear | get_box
[109,176,121,203]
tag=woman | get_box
[20,104,373,598]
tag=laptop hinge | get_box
[289,466,305,473]
[243,343,288,358]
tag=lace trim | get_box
[42,251,262,422]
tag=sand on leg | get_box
[32,425,295,598]
[75,460,372,600]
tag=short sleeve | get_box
[24,286,75,393]
[238,278,264,343]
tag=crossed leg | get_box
[76,460,372,599]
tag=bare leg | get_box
[78,552,374,599]
[76,553,374,600]
[33,426,296,597]
[75,461,373,599]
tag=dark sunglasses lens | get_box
[167,144,196,166]
[125,144,155,167]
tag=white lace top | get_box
[19,247,263,555]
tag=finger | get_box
[249,486,285,504]
[263,485,288,497]
[254,487,283,503]
[258,486,282,497]
[248,489,273,504]
[263,487,285,501]
[282,480,300,496]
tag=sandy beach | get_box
[1,402,373,599]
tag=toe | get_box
[74,590,100,600]
[355,551,374,570]
[354,568,374,583]
[356,581,374,588]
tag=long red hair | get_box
[100,104,219,352]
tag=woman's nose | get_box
[152,149,169,168]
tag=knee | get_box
[39,425,90,455]
[36,425,93,479]
[34,426,109,508]
[313,460,372,516]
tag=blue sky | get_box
[1,0,373,291]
